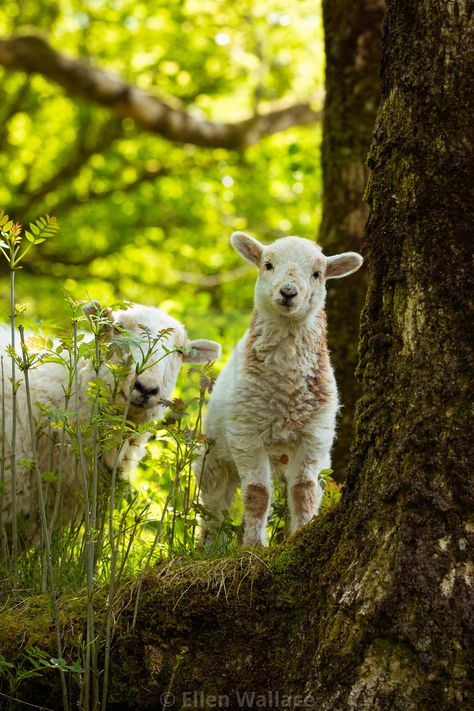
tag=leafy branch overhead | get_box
[0,33,322,149]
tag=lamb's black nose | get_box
[134,380,159,398]
[280,285,298,300]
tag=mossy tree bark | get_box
[319,0,385,480]
[1,1,473,709]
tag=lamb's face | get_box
[255,237,327,318]
[108,306,186,416]
[84,303,221,421]
[231,233,364,321]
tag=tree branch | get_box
[0,33,322,149]
[17,120,124,216]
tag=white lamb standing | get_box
[197,232,363,547]
[0,302,220,544]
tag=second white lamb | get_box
[0,301,220,544]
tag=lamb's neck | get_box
[244,309,328,378]
[249,307,327,348]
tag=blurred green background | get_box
[0,0,324,360]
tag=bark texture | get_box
[0,33,321,149]
[319,0,385,480]
[1,1,473,709]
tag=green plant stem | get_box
[0,357,8,558]
[19,326,69,711]
[131,463,181,631]
[169,438,182,546]
[9,269,18,586]
[89,332,102,711]
[48,393,70,538]
[114,498,147,587]
[72,321,95,711]
[186,383,207,546]
[100,381,134,711]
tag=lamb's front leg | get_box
[286,439,329,534]
[229,434,272,547]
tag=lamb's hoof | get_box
[196,532,214,553]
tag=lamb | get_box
[0,302,220,544]
[197,232,363,547]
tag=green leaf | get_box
[41,471,59,482]
[18,459,35,470]
[319,468,334,480]
[0,653,15,674]
[28,214,59,243]
[0,212,10,227]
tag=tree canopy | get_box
[0,0,324,349]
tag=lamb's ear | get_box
[325,252,363,279]
[82,301,113,320]
[83,302,114,337]
[182,339,221,363]
[230,231,263,266]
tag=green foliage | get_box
[0,647,83,704]
[0,208,59,268]
[0,0,323,343]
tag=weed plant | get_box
[0,209,341,709]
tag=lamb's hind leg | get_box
[196,450,238,548]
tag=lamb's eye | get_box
[264,262,273,271]
[313,270,321,279]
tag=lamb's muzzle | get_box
[132,378,160,407]
[279,284,299,305]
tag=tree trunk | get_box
[1,1,473,708]
[319,0,385,480]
